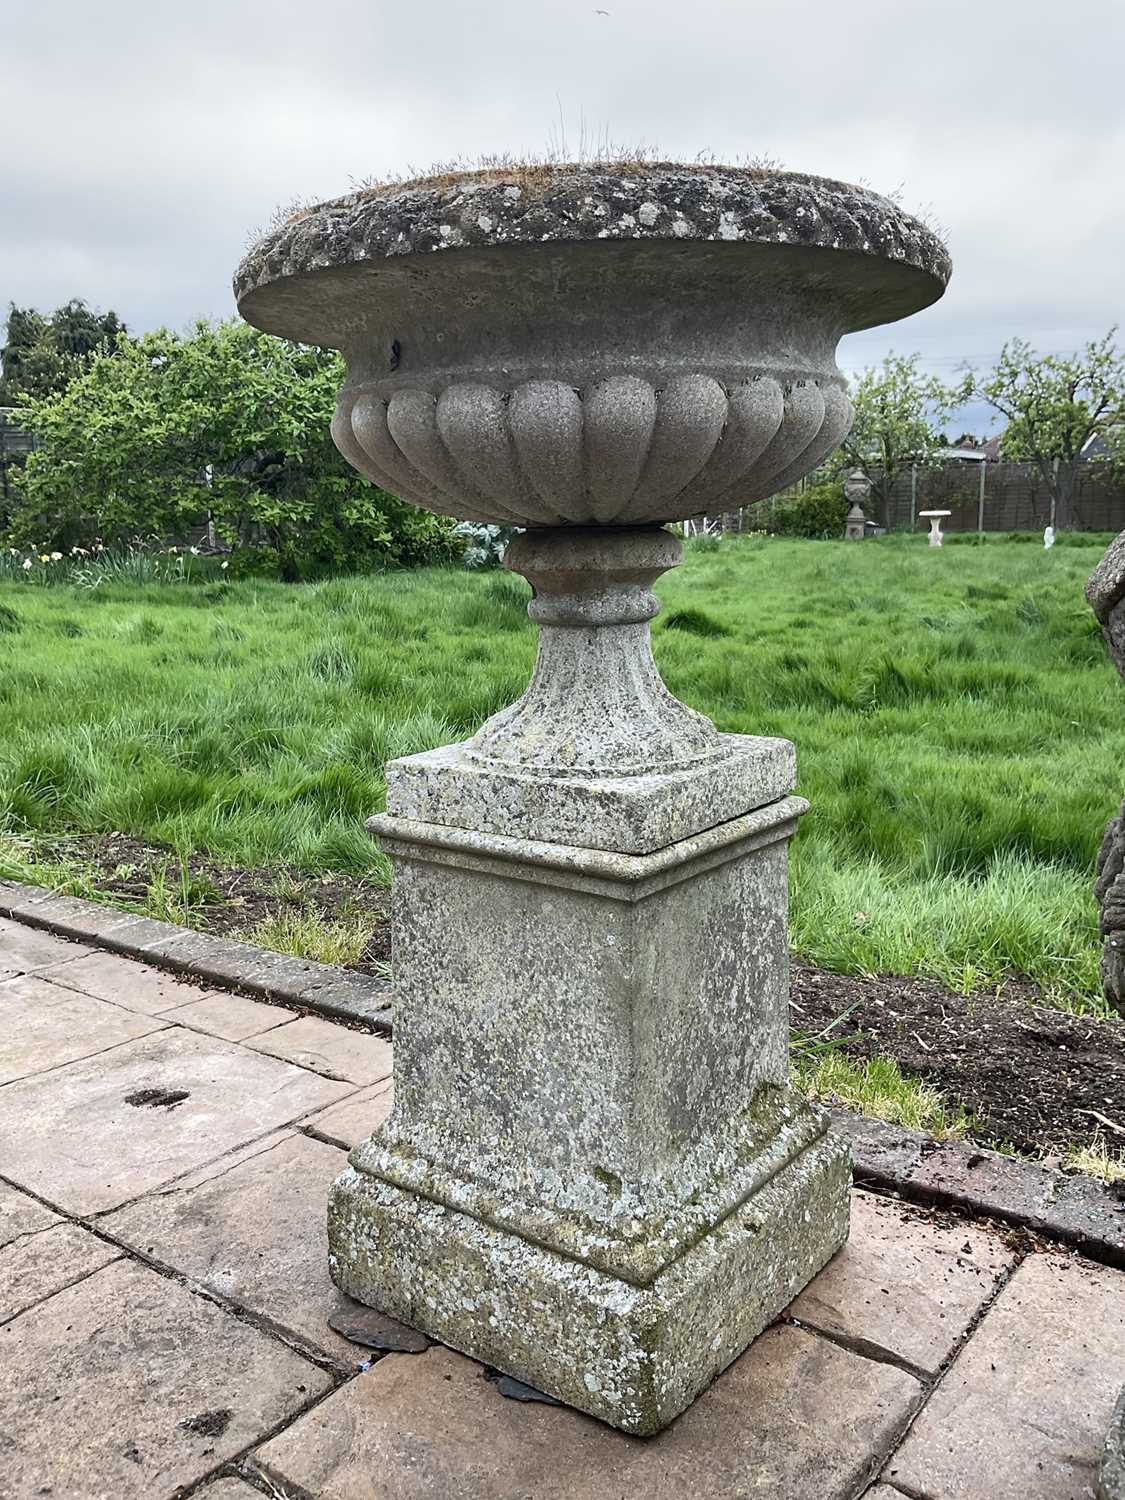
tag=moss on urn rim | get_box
[234,161,950,305]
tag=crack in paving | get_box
[0,1022,174,1089]
[0,1253,127,1329]
[783,1316,931,1385]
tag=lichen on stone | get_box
[234,162,951,304]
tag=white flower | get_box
[22,558,32,570]
[50,551,62,561]
[189,546,199,555]
[220,560,229,570]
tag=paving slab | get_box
[37,946,220,1015]
[103,1131,361,1364]
[256,1328,922,1500]
[0,1026,354,1214]
[0,1257,330,1498]
[0,1219,120,1323]
[0,974,168,1084]
[247,1015,394,1085]
[0,1178,61,1246]
[886,1251,1125,1499]
[788,1190,1018,1375]
[0,914,89,973]
[303,1078,394,1149]
[160,989,297,1041]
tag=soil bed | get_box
[33,832,391,975]
[793,964,1125,1162]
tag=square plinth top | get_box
[376,733,796,856]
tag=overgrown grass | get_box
[0,532,1119,1008]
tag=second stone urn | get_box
[236,163,949,1433]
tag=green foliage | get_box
[766,479,848,538]
[965,330,1125,528]
[839,353,956,521]
[10,320,460,575]
[0,300,124,406]
[454,522,516,569]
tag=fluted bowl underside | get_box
[332,371,851,527]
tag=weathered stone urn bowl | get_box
[235,164,950,526]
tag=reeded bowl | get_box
[236,164,949,526]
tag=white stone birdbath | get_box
[919,508,952,546]
[235,162,949,1434]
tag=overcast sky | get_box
[6,0,1124,433]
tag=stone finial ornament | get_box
[844,469,870,540]
[236,161,950,1434]
[1088,531,1125,1015]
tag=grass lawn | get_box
[0,531,1120,1012]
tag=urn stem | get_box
[465,527,727,777]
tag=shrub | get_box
[8,320,460,576]
[764,480,848,538]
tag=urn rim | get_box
[235,161,950,342]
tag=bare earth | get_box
[1,915,1123,1500]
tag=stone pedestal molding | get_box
[234,162,950,1432]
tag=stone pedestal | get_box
[328,527,850,1434]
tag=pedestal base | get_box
[329,1121,850,1435]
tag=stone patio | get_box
[2,914,1124,1498]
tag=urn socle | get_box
[236,162,949,1434]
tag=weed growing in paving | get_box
[0,532,1120,1007]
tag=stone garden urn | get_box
[236,163,949,1434]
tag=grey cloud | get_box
[6,0,1123,431]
